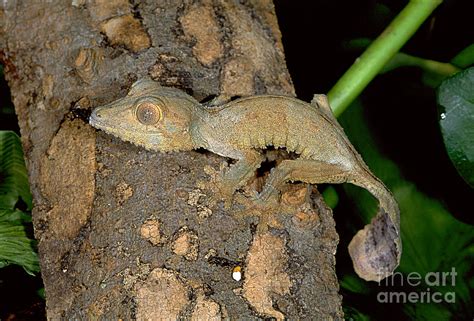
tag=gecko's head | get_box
[89,79,199,152]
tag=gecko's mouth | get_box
[89,108,125,133]
[89,116,103,129]
[89,110,130,139]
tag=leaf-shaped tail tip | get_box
[348,197,401,282]
[347,169,401,282]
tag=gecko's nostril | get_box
[93,110,102,118]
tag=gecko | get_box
[89,78,401,281]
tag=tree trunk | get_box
[1,1,343,319]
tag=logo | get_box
[377,267,457,303]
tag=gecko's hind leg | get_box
[257,159,351,203]
[257,159,401,281]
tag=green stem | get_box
[381,52,460,76]
[328,0,442,117]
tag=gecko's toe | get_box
[213,184,237,209]
[223,197,233,209]
[254,192,280,206]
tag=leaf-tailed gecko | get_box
[89,78,401,281]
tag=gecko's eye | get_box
[136,102,163,125]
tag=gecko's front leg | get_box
[215,149,264,207]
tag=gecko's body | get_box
[90,79,401,281]
[200,95,354,162]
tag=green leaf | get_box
[321,186,339,209]
[0,207,31,223]
[343,306,372,321]
[403,303,452,321]
[338,100,474,319]
[437,67,474,188]
[0,131,38,275]
[450,44,474,69]
[340,274,371,295]
[37,287,45,300]
[0,131,32,210]
[0,209,39,275]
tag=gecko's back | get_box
[208,95,360,171]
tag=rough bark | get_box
[1,0,343,319]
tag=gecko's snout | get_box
[89,107,105,128]
[91,108,102,119]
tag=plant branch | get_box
[381,52,460,76]
[328,0,443,117]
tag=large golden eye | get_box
[136,102,162,125]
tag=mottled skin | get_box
[90,79,401,281]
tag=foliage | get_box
[0,131,39,275]
[438,67,474,187]
[0,131,32,210]
[338,100,474,320]
[322,1,474,319]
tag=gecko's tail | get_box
[347,167,402,282]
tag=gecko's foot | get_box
[233,189,280,213]
[201,165,239,208]
[217,181,240,208]
[251,184,311,215]
[233,194,280,222]
[206,186,234,209]
[254,185,281,205]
